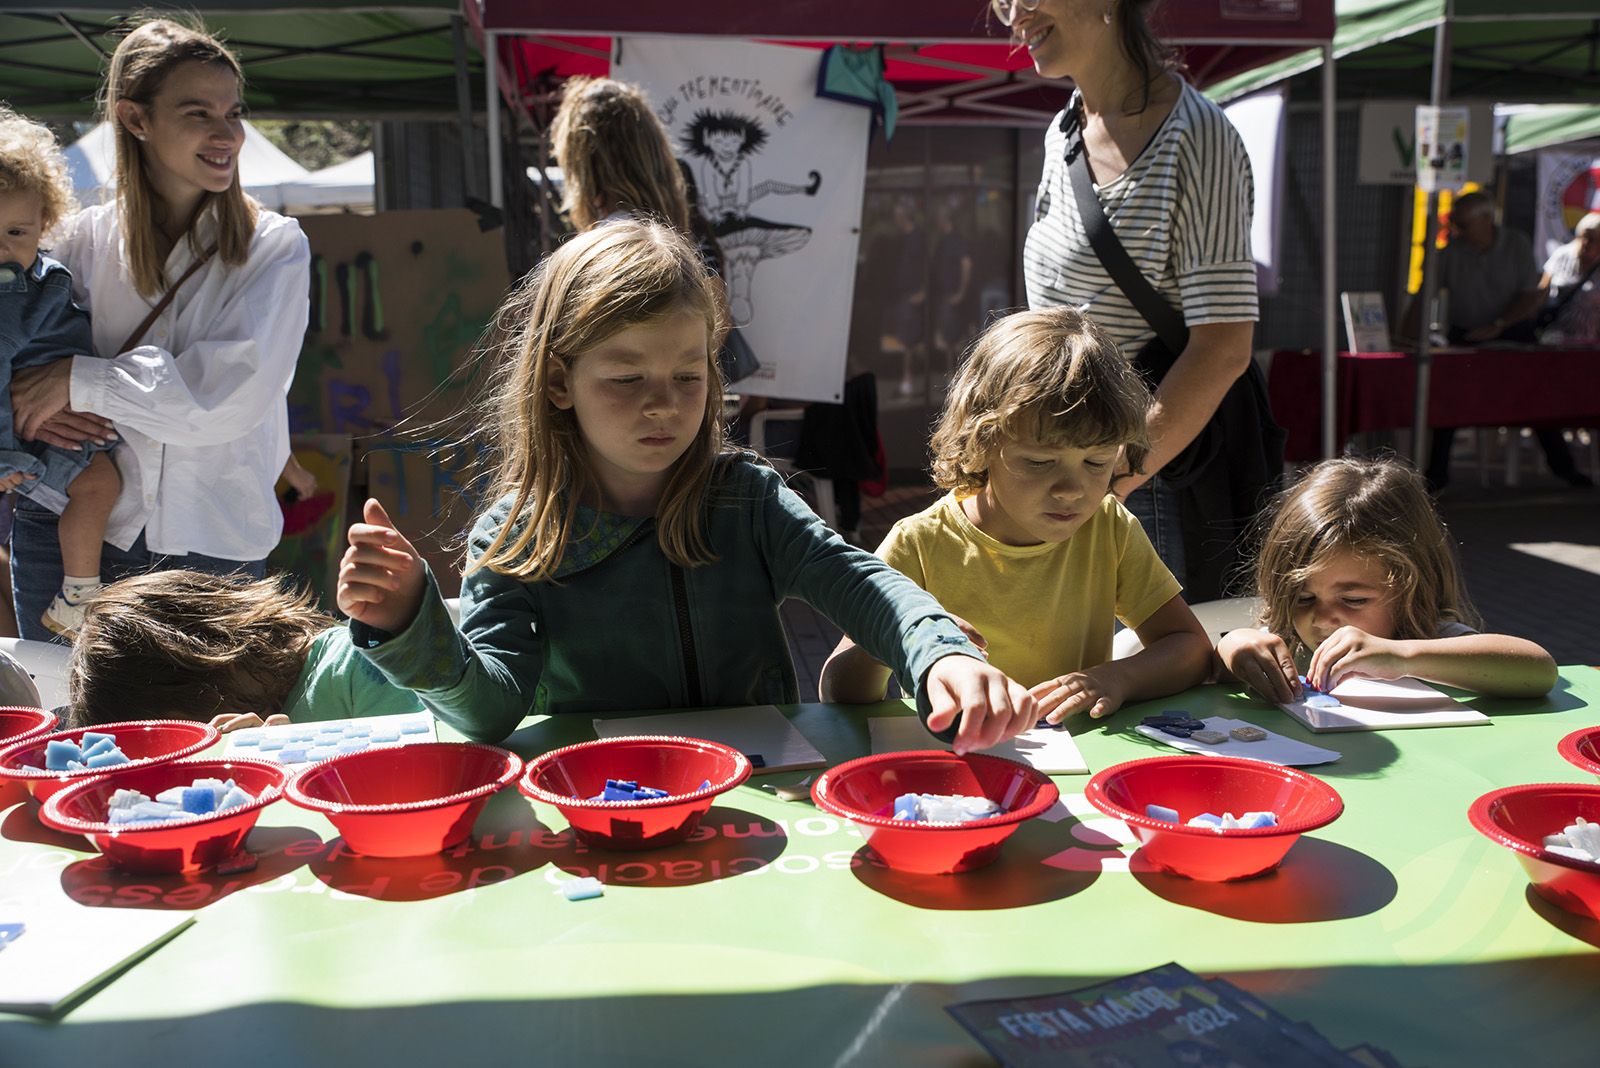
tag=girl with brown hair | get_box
[1218,457,1556,701]
[8,16,310,641]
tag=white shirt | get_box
[52,202,310,560]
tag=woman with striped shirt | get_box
[1000,0,1278,602]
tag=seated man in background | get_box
[1401,191,1588,490]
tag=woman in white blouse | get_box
[9,18,309,641]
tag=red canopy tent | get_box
[468,0,1341,452]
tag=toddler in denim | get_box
[0,107,120,638]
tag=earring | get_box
[1104,8,1113,24]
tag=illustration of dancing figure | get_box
[682,109,821,325]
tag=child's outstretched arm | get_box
[1031,595,1212,723]
[1217,626,1302,704]
[338,499,427,633]
[821,616,989,704]
[1307,625,1557,698]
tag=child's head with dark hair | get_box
[67,570,332,728]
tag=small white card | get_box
[224,711,437,765]
[0,907,193,1015]
[1280,676,1488,732]
[593,705,826,773]
[867,716,1090,775]
[1135,716,1342,767]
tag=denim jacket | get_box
[0,255,95,481]
[353,457,983,742]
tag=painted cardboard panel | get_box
[284,210,507,601]
[265,434,353,608]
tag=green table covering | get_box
[3,669,1598,1066]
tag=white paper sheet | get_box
[0,907,193,1015]
[1280,676,1487,732]
[1134,716,1342,767]
[867,717,1090,775]
[592,705,826,773]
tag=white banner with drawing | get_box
[1534,148,1600,263]
[615,36,868,403]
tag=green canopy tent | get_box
[1206,1,1600,461]
[0,2,477,118]
[1504,104,1600,154]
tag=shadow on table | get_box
[1476,674,1593,718]
[59,825,320,910]
[306,823,553,903]
[541,804,789,887]
[1128,836,1397,923]
[849,824,1098,911]
[1524,884,1600,949]
[2,796,95,850]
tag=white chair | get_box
[748,409,839,530]
[0,636,72,709]
[1111,596,1263,660]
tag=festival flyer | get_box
[946,963,1360,1067]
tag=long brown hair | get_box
[67,570,332,727]
[551,76,689,233]
[1114,0,1179,115]
[1252,457,1481,659]
[470,218,726,582]
[104,16,258,296]
[929,307,1151,496]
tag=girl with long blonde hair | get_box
[8,15,311,642]
[1218,457,1556,700]
[335,219,1037,751]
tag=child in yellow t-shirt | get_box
[821,307,1212,722]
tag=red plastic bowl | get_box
[38,758,288,874]
[519,735,752,851]
[0,706,57,748]
[0,720,220,804]
[1468,782,1600,921]
[1085,755,1344,882]
[810,750,1059,875]
[1557,727,1600,781]
[286,742,522,857]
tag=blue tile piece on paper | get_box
[0,923,23,953]
[222,712,437,766]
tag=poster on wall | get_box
[1414,105,1469,193]
[1534,148,1600,262]
[1357,102,1492,186]
[615,36,870,403]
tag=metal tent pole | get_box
[451,14,481,202]
[1411,11,1452,471]
[1321,42,1339,459]
[485,29,503,209]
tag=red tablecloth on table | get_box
[1268,346,1600,461]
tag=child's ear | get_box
[545,358,574,410]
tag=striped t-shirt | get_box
[1024,80,1258,353]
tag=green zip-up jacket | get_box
[352,458,982,743]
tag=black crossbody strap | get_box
[1062,109,1189,357]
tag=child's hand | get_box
[947,614,988,655]
[1218,629,1301,704]
[0,471,35,492]
[1307,626,1405,691]
[209,712,290,734]
[338,498,427,634]
[1030,667,1126,724]
[924,654,1038,755]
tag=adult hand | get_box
[1031,666,1127,724]
[923,654,1038,755]
[337,498,427,634]
[31,408,117,450]
[1306,625,1406,691]
[11,361,76,441]
[1217,629,1300,704]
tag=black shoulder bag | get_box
[1062,108,1285,599]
